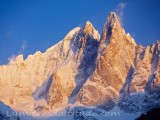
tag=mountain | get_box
[0,12,159,120]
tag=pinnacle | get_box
[85,21,93,26]
[84,21,94,31]
[83,21,100,40]
[109,12,117,17]
[83,21,95,35]
[106,12,120,28]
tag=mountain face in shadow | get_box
[136,108,160,120]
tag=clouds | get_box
[115,2,126,26]
[6,30,14,38]
[21,40,28,51]
[8,40,28,63]
[8,55,17,63]
[5,26,15,38]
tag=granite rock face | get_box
[77,12,136,106]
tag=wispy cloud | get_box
[5,26,15,38]
[20,40,28,51]
[8,55,17,63]
[8,40,28,63]
[6,30,14,38]
[115,2,126,26]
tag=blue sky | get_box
[0,0,160,64]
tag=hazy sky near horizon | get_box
[0,0,160,64]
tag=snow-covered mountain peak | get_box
[100,11,136,48]
[106,12,120,28]
[0,12,159,120]
[85,20,92,26]
[82,21,100,40]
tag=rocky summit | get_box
[0,12,159,120]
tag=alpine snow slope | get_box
[0,12,159,120]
